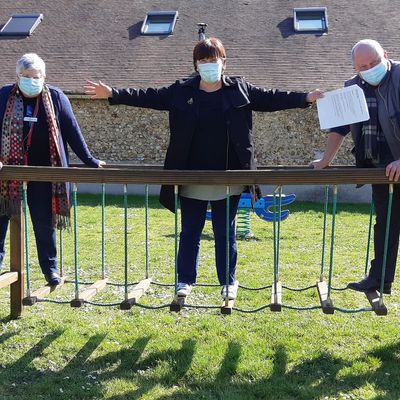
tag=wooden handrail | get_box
[0,165,397,185]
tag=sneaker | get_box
[176,282,192,297]
[221,284,238,300]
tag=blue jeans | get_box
[0,181,57,276]
[177,195,240,285]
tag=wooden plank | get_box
[220,280,239,315]
[0,165,395,186]
[170,295,186,312]
[365,291,388,316]
[23,276,67,306]
[0,272,18,289]
[10,213,24,319]
[120,278,152,310]
[70,278,108,307]
[317,280,335,314]
[270,281,282,312]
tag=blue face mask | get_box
[197,60,223,84]
[18,76,44,97]
[359,60,388,86]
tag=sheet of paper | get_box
[316,84,370,130]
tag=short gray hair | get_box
[351,39,385,63]
[16,53,46,77]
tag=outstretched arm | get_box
[310,132,345,169]
[84,80,172,111]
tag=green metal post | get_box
[72,183,79,299]
[174,185,179,294]
[320,186,329,280]
[145,184,149,279]
[101,183,106,279]
[327,185,337,300]
[124,184,128,301]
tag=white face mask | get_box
[197,60,223,84]
[359,60,388,86]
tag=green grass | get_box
[0,194,399,400]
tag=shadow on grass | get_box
[3,332,399,399]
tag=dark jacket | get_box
[342,61,400,167]
[0,84,100,168]
[110,75,310,211]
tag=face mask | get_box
[18,76,44,97]
[197,60,223,84]
[359,60,388,86]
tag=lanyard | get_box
[23,94,41,165]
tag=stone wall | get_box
[70,98,355,167]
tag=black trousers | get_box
[369,184,400,283]
[0,182,57,276]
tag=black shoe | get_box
[347,276,392,295]
[45,272,61,286]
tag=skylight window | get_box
[0,13,43,36]
[293,7,328,33]
[141,11,178,35]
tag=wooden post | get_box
[10,212,24,319]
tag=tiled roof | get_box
[0,0,399,93]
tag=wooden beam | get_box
[365,291,388,316]
[220,280,239,315]
[0,165,396,186]
[10,213,24,319]
[23,276,67,306]
[70,278,108,307]
[120,278,152,310]
[270,281,282,312]
[317,280,335,314]
[0,272,18,289]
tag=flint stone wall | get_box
[70,98,355,167]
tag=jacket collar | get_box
[181,74,238,88]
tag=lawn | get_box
[0,192,399,400]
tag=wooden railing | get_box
[0,165,395,318]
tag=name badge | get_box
[24,116,38,123]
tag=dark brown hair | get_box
[193,37,226,71]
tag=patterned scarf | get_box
[362,85,383,164]
[0,84,70,229]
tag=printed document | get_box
[316,85,370,129]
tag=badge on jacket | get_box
[187,98,193,105]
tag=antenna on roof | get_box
[197,23,207,41]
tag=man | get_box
[312,39,400,294]
[0,53,104,285]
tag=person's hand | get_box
[0,161,3,170]
[386,159,400,181]
[98,160,106,168]
[310,158,329,169]
[84,80,112,99]
[306,89,324,103]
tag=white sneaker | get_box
[221,285,238,300]
[177,282,192,297]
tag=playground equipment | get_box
[206,192,296,239]
[0,166,393,317]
